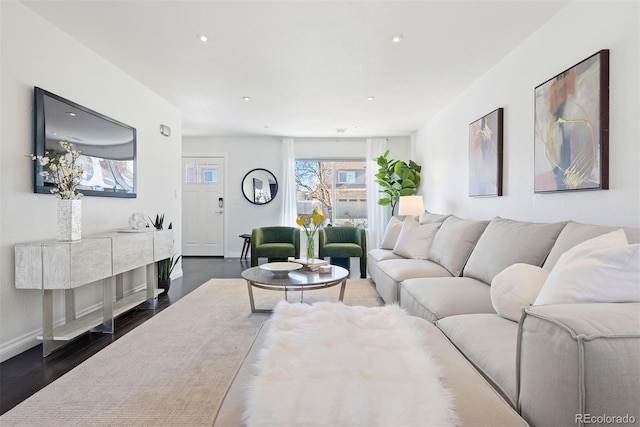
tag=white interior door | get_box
[182,157,225,256]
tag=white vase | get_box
[57,199,82,241]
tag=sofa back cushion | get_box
[463,217,566,284]
[542,220,640,270]
[379,217,404,249]
[392,217,441,259]
[419,211,451,224]
[428,215,489,277]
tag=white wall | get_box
[183,137,410,256]
[0,2,183,361]
[414,1,639,227]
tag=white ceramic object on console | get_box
[128,212,149,230]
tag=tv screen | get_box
[34,87,137,198]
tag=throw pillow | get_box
[419,210,451,224]
[380,217,404,249]
[392,217,441,260]
[491,263,549,322]
[534,229,640,305]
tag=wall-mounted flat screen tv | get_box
[34,87,137,198]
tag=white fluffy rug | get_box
[245,302,458,426]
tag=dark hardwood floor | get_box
[0,256,250,415]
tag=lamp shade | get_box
[398,195,424,216]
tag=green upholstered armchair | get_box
[318,226,367,278]
[251,226,300,267]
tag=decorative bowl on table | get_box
[259,262,302,277]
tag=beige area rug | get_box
[1,278,382,426]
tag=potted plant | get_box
[150,213,178,293]
[150,213,172,231]
[374,150,422,216]
[158,253,181,294]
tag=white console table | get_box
[15,230,173,356]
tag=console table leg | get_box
[93,277,114,333]
[64,289,75,322]
[115,273,124,300]
[146,263,156,301]
[42,290,54,357]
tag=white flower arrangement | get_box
[30,141,85,200]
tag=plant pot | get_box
[158,279,171,294]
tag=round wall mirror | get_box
[242,168,278,205]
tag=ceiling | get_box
[22,1,569,138]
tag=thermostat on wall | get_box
[160,124,171,137]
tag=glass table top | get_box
[241,264,348,287]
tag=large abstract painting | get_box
[534,50,609,192]
[469,108,503,197]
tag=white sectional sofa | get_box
[214,213,639,427]
[368,214,640,427]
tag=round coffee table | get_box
[241,265,349,313]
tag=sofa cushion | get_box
[491,263,549,322]
[463,217,566,284]
[392,217,440,259]
[436,313,520,407]
[367,248,404,284]
[380,216,404,249]
[535,229,640,305]
[428,215,489,277]
[543,220,640,270]
[399,277,495,323]
[375,259,451,304]
[367,248,403,263]
[518,303,640,427]
[419,210,451,224]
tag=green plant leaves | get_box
[373,151,422,215]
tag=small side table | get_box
[239,234,251,259]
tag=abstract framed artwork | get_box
[469,108,503,197]
[534,49,609,192]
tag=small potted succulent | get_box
[158,253,181,294]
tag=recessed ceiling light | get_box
[242,96,251,101]
[66,112,76,117]
[198,34,209,42]
[366,96,375,101]
[391,35,403,43]
[355,126,362,129]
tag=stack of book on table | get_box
[290,258,328,272]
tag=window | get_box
[185,163,218,184]
[295,160,367,227]
[337,171,356,184]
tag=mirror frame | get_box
[241,168,278,205]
